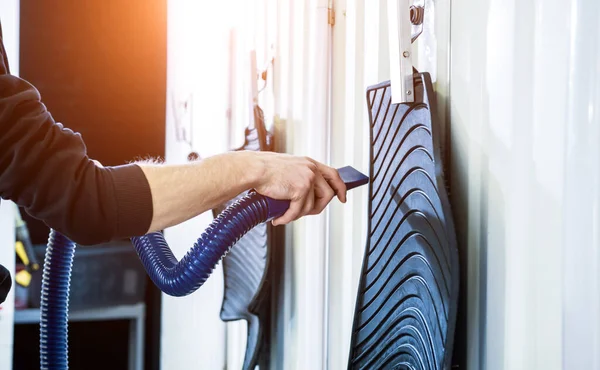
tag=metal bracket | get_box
[328,7,335,26]
[387,0,415,104]
[250,49,259,106]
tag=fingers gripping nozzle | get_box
[263,166,369,220]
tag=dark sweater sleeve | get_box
[0,74,153,245]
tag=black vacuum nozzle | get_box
[338,166,369,190]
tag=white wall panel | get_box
[162,2,230,369]
[272,1,332,369]
[451,0,600,369]
[562,0,600,368]
[162,0,600,369]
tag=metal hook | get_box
[257,56,275,95]
[410,5,425,43]
[387,0,425,104]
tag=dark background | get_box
[19,0,166,243]
[15,1,166,369]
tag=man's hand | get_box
[251,152,347,226]
[140,151,348,233]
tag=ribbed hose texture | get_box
[130,192,270,297]
[40,191,278,369]
[40,229,76,370]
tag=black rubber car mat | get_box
[348,73,459,370]
[214,104,273,370]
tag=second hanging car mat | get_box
[348,73,459,370]
[214,104,274,370]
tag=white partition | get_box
[165,1,600,369]
[328,0,600,369]
[451,0,600,368]
[161,2,230,369]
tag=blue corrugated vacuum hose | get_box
[39,230,76,370]
[39,166,368,369]
[130,191,290,297]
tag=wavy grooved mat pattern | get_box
[216,106,273,370]
[349,74,459,370]
[219,200,268,370]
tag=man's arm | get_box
[0,74,153,245]
[0,74,347,245]
[139,151,347,233]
